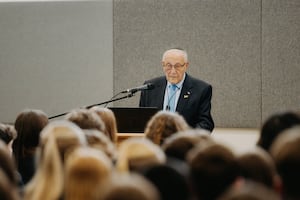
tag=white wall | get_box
[0,0,113,123]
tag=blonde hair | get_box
[90,107,118,143]
[24,120,87,200]
[64,147,112,200]
[100,172,160,200]
[116,138,166,173]
[65,108,105,133]
[144,111,190,145]
[83,129,117,161]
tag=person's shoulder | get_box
[185,74,211,88]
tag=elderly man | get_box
[139,48,214,132]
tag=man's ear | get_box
[186,62,189,69]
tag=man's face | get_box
[162,50,188,84]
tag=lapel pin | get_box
[184,91,191,99]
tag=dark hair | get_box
[236,147,277,188]
[257,111,300,151]
[12,109,48,183]
[142,163,190,200]
[187,143,238,200]
[162,129,212,161]
[270,126,300,199]
[0,169,19,200]
[0,124,16,145]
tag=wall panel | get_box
[113,0,261,128]
[262,0,300,121]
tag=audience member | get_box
[257,111,300,152]
[270,126,300,200]
[144,110,190,145]
[83,129,117,161]
[142,163,190,200]
[64,147,112,200]
[162,128,213,161]
[0,140,21,199]
[236,147,280,190]
[90,106,118,143]
[116,138,166,173]
[0,169,20,200]
[12,109,48,184]
[24,120,87,200]
[218,180,280,200]
[0,123,17,152]
[187,142,239,200]
[5,106,300,200]
[100,172,160,200]
[0,140,19,186]
[65,108,105,133]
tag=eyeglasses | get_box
[163,63,186,70]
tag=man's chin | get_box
[168,79,179,84]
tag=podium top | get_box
[109,107,159,133]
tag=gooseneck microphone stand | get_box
[48,92,135,119]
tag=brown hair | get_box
[12,109,48,183]
[0,124,17,145]
[237,147,278,188]
[187,142,239,200]
[144,111,189,145]
[162,129,213,161]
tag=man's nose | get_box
[169,66,177,73]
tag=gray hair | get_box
[162,48,188,63]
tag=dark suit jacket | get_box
[139,74,214,132]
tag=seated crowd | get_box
[0,108,300,200]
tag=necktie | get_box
[168,84,177,112]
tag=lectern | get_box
[109,107,159,133]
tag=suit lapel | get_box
[176,74,193,113]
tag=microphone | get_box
[121,83,155,94]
